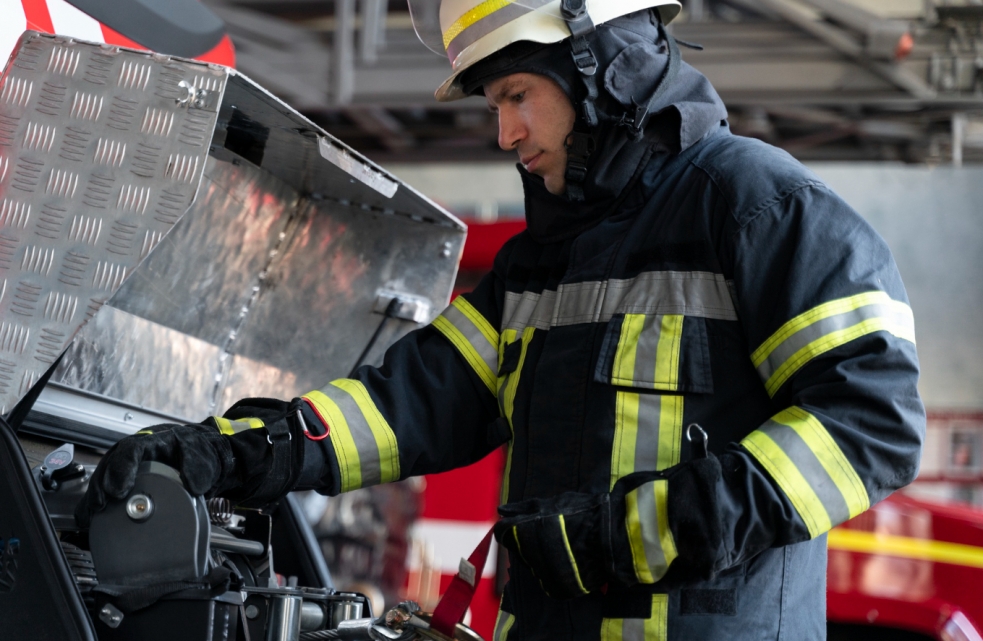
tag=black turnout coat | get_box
[303,56,925,641]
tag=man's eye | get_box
[512,92,525,102]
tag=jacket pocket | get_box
[594,313,712,394]
[600,594,669,641]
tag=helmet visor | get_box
[408,0,447,55]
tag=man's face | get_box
[485,73,576,196]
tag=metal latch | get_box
[373,291,432,324]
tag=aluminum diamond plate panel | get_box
[0,32,225,412]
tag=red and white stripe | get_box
[1,0,235,68]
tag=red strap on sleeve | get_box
[429,526,495,637]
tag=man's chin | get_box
[543,174,566,196]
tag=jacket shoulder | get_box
[686,132,827,227]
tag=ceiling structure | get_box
[202,0,983,164]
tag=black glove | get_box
[74,423,229,528]
[76,397,326,528]
[494,454,722,600]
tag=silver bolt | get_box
[125,494,154,521]
[441,241,453,258]
[123,412,133,422]
[245,605,260,619]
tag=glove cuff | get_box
[664,454,723,581]
[607,453,724,587]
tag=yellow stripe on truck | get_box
[828,528,983,569]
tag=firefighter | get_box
[79,1,925,639]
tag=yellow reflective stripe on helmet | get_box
[752,291,915,397]
[212,416,266,435]
[611,392,683,490]
[600,593,669,641]
[625,480,676,584]
[305,382,400,493]
[557,514,589,595]
[443,0,514,49]
[432,297,500,396]
[493,606,515,641]
[742,407,869,538]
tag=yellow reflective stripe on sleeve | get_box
[752,291,916,397]
[742,427,831,538]
[600,594,669,641]
[611,392,683,490]
[742,407,869,538]
[432,297,500,396]
[305,389,362,493]
[773,407,869,519]
[332,379,400,484]
[493,607,515,641]
[557,514,589,595]
[625,480,676,584]
[305,382,400,492]
[653,315,683,390]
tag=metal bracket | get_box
[373,291,432,324]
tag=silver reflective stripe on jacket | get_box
[502,271,738,332]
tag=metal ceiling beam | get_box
[723,0,936,99]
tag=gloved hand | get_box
[494,454,722,600]
[75,397,328,528]
[74,423,228,528]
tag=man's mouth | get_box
[521,152,543,173]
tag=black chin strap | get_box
[560,3,683,201]
[560,0,598,203]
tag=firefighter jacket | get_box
[302,68,925,641]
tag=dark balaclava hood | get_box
[461,10,727,243]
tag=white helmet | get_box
[409,0,682,101]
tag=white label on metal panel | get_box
[317,136,398,199]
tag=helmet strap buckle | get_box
[564,130,595,202]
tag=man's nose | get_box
[497,110,525,151]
